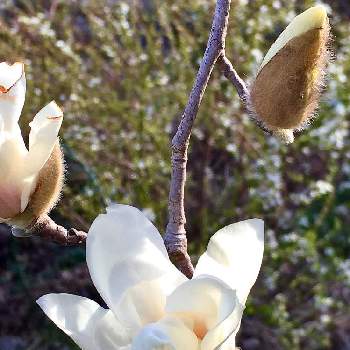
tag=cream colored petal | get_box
[0,62,23,90]
[0,63,26,131]
[37,293,107,350]
[86,205,186,329]
[21,101,63,178]
[260,5,328,71]
[202,315,242,350]
[38,293,132,350]
[0,63,28,215]
[20,175,37,212]
[0,135,28,219]
[165,277,243,350]
[116,279,166,330]
[218,332,238,350]
[132,316,199,350]
[193,219,264,305]
[0,132,27,174]
[93,310,132,349]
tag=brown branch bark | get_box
[12,215,87,245]
[164,0,251,278]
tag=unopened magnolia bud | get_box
[0,62,64,230]
[249,6,331,143]
[10,142,64,229]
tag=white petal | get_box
[116,280,166,330]
[37,293,107,350]
[218,332,238,350]
[20,175,37,212]
[260,5,328,71]
[0,63,26,131]
[22,101,63,178]
[93,310,132,349]
[0,62,23,90]
[132,316,199,350]
[86,205,186,329]
[0,63,29,216]
[0,136,27,219]
[193,219,264,305]
[201,312,242,350]
[165,277,242,350]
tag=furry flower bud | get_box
[0,62,64,229]
[249,6,331,143]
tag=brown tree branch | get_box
[12,215,87,245]
[164,0,246,278]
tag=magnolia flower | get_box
[250,5,330,143]
[38,205,264,349]
[0,62,64,229]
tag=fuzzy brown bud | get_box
[249,6,331,143]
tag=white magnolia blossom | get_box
[0,62,63,222]
[37,205,264,349]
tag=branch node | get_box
[25,215,87,246]
[164,227,194,278]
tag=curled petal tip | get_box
[47,100,64,118]
[29,101,64,131]
[36,294,50,310]
[0,61,25,92]
[309,5,328,19]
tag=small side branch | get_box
[13,215,87,245]
[217,53,249,102]
[217,53,271,134]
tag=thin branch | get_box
[218,53,271,134]
[217,53,249,102]
[12,215,87,245]
[164,0,233,278]
[171,1,231,148]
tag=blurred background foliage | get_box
[0,0,349,349]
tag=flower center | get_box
[193,319,208,340]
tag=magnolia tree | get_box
[0,2,331,350]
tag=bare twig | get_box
[13,215,87,245]
[217,53,249,102]
[217,53,271,134]
[164,0,252,278]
